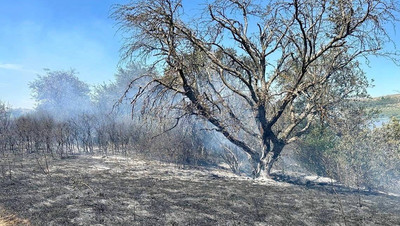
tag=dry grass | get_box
[1,154,400,225]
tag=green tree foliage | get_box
[92,63,149,116]
[297,118,400,192]
[29,69,92,120]
[381,117,400,148]
[296,125,337,177]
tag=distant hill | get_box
[361,94,400,119]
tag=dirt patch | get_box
[1,155,399,225]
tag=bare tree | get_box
[0,102,11,154]
[15,115,35,154]
[0,101,13,180]
[113,0,399,177]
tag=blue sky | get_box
[0,0,127,108]
[0,0,399,109]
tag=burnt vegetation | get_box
[1,156,400,225]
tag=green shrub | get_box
[295,125,338,177]
[296,118,400,193]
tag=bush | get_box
[296,119,400,193]
[295,125,338,177]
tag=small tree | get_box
[113,0,398,177]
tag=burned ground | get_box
[1,155,400,225]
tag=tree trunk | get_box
[252,143,284,179]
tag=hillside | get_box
[1,155,400,225]
[362,94,400,119]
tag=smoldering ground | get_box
[1,154,399,225]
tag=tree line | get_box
[0,67,229,180]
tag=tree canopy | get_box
[29,69,92,120]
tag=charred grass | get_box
[1,154,400,225]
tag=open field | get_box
[1,155,400,225]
